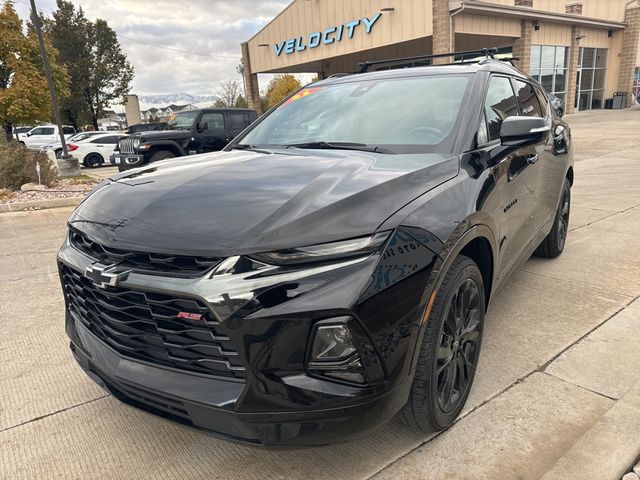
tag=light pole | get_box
[29,0,79,176]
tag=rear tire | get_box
[150,150,175,162]
[401,255,485,433]
[534,178,571,258]
[83,153,103,168]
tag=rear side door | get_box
[197,111,229,152]
[88,135,121,159]
[227,111,253,139]
[480,75,538,278]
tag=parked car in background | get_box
[126,122,168,134]
[111,108,257,171]
[549,93,565,117]
[61,50,573,446]
[12,126,33,143]
[47,133,123,167]
[23,124,77,150]
[41,131,106,158]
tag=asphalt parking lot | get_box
[2,109,640,480]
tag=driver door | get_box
[198,112,229,152]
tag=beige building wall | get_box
[454,13,521,37]
[248,0,433,74]
[533,0,628,21]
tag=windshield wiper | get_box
[284,141,394,154]
[228,143,271,153]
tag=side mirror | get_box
[500,116,550,147]
[26,132,32,136]
[196,122,208,132]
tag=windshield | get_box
[238,75,470,154]
[167,111,199,130]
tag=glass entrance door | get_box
[575,47,607,111]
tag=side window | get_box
[533,85,549,118]
[484,76,518,142]
[200,113,225,130]
[229,113,250,129]
[31,127,55,135]
[477,113,489,146]
[91,136,118,144]
[514,80,543,117]
[63,126,76,134]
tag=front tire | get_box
[150,150,176,162]
[401,255,485,433]
[534,178,571,258]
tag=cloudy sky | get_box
[14,0,301,99]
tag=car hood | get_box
[131,130,190,140]
[70,149,458,256]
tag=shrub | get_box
[0,140,59,190]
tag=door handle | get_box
[526,154,539,165]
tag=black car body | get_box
[59,53,573,446]
[111,108,258,171]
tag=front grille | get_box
[61,264,246,378]
[69,228,220,277]
[119,137,136,154]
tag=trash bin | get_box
[612,92,627,109]
[605,98,614,109]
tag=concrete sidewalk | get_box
[1,109,639,480]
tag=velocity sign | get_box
[273,13,383,56]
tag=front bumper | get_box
[68,318,410,446]
[58,227,439,445]
[111,153,144,169]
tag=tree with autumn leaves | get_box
[0,1,69,142]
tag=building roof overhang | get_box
[451,1,627,30]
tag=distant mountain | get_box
[138,93,217,105]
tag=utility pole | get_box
[30,0,79,175]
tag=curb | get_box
[0,196,83,213]
[540,379,640,480]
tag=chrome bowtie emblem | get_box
[84,264,130,289]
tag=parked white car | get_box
[46,132,123,167]
[41,131,106,158]
[23,124,77,150]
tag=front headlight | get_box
[249,232,390,266]
[133,137,140,149]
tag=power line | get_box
[117,35,239,59]
[13,0,240,60]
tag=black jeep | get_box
[111,108,258,171]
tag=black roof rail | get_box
[357,47,516,73]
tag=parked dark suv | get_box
[59,50,573,446]
[111,108,258,171]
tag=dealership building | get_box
[241,0,640,115]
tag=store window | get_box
[575,47,608,111]
[530,45,568,105]
[633,67,640,104]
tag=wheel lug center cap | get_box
[453,340,460,349]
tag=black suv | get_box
[59,50,572,446]
[111,108,258,171]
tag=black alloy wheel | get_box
[401,255,485,432]
[84,153,103,168]
[435,278,482,413]
[534,177,571,258]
